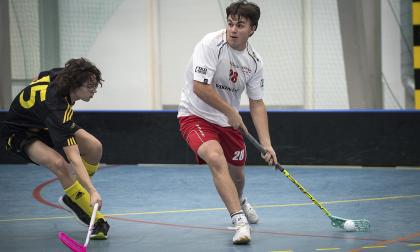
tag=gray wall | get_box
[337,0,383,108]
[0,0,11,109]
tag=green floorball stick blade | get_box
[329,215,371,232]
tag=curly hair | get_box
[55,58,103,96]
[226,0,260,30]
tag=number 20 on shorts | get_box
[232,149,245,161]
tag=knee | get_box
[87,138,102,162]
[92,139,103,159]
[205,151,226,170]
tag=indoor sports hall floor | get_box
[0,164,419,252]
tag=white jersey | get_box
[178,29,264,127]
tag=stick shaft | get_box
[242,130,332,217]
[84,203,99,247]
[280,169,332,217]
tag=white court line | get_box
[1,194,419,223]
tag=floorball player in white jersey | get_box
[178,0,277,245]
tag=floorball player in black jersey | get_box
[3,58,110,239]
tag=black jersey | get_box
[4,69,78,149]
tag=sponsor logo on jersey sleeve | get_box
[195,66,207,75]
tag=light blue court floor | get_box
[0,164,419,252]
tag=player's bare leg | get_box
[198,140,250,244]
[229,164,259,224]
[228,164,245,199]
[73,128,109,239]
[25,140,75,188]
[75,129,102,165]
[74,129,102,177]
[198,140,241,213]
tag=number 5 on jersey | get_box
[19,84,48,109]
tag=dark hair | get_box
[226,0,260,30]
[55,58,103,96]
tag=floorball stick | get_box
[242,130,370,232]
[58,203,99,251]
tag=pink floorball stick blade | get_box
[58,232,87,252]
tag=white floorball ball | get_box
[343,220,356,232]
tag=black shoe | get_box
[90,218,110,240]
[58,195,90,226]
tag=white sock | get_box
[231,210,248,226]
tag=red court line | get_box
[32,177,62,209]
[32,165,121,210]
[107,216,393,242]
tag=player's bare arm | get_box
[249,98,277,165]
[63,144,102,209]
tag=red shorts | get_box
[178,115,246,166]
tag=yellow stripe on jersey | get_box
[63,104,70,123]
[63,104,74,123]
[68,110,73,121]
[30,76,50,85]
[66,137,76,146]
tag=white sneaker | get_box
[241,198,259,224]
[232,223,251,244]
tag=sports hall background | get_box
[0,0,418,166]
[1,2,420,251]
